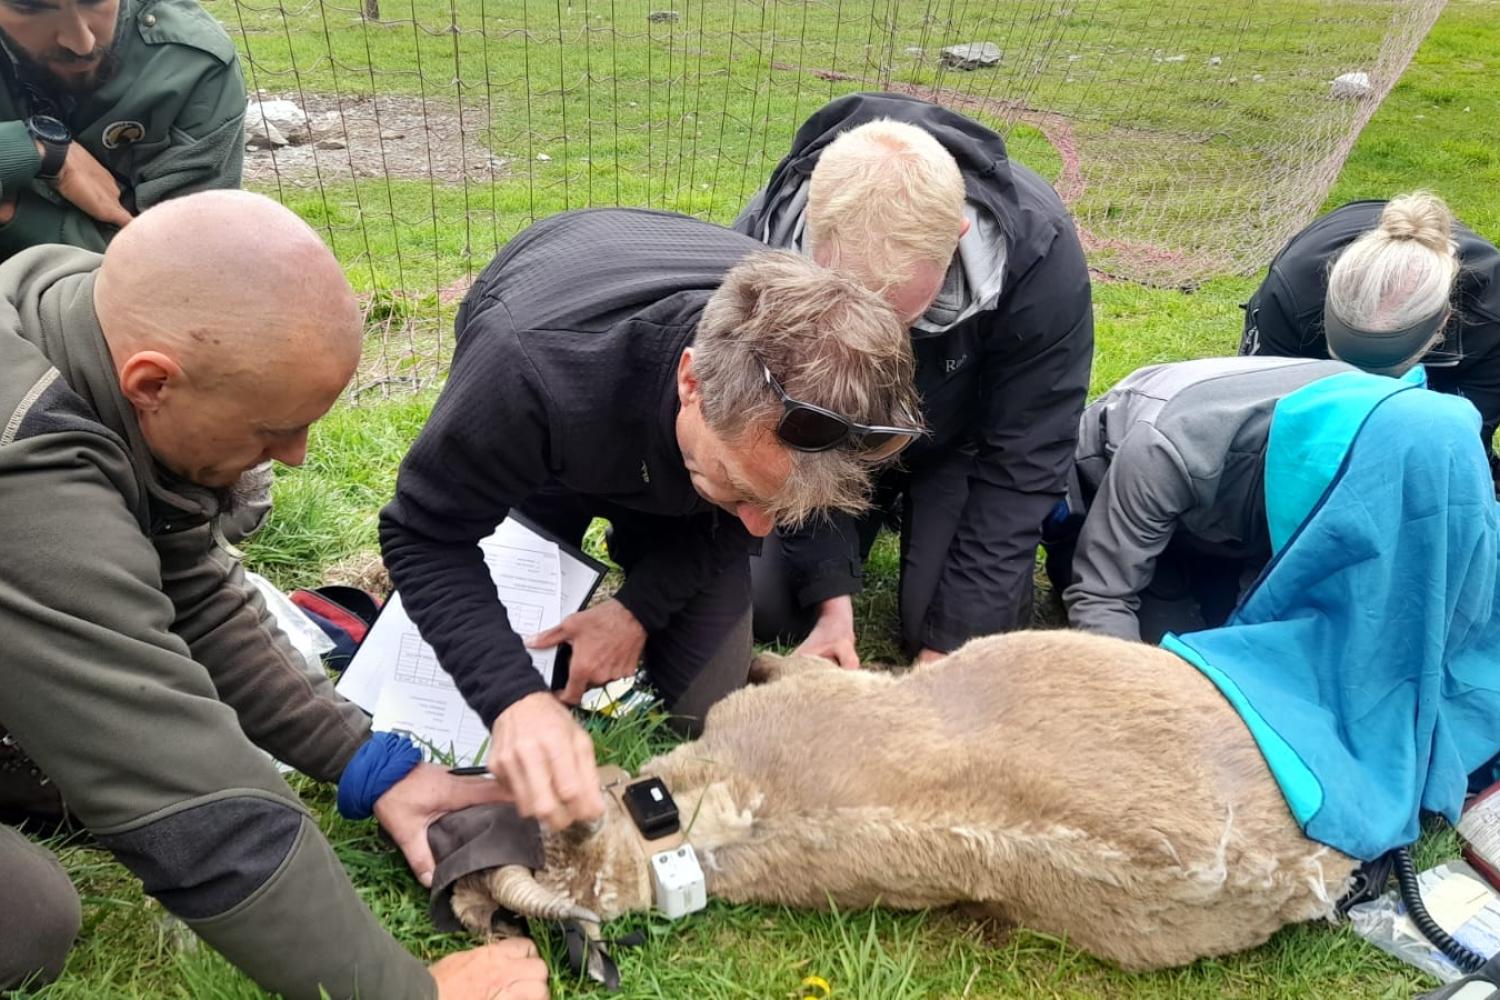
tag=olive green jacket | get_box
[0,0,244,257]
[0,246,432,998]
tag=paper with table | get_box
[336,514,606,764]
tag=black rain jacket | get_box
[734,93,1094,649]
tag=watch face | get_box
[29,115,69,144]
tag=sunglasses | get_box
[759,360,921,462]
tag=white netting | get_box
[222,0,1446,392]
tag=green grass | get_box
[234,0,1449,326]
[21,0,1500,997]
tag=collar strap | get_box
[599,765,685,855]
[598,765,677,913]
[598,765,709,922]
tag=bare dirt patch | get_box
[243,91,509,188]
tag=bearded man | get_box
[0,0,244,257]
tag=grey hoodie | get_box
[1066,356,1352,641]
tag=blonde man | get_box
[381,208,920,833]
[736,92,1093,668]
[802,118,967,322]
[1241,193,1500,480]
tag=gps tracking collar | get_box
[1323,301,1448,377]
[599,766,707,920]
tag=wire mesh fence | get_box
[223,0,1446,394]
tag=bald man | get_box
[0,191,549,999]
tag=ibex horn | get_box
[489,865,601,924]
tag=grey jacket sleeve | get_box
[1063,425,1196,641]
[154,518,371,784]
[0,430,432,999]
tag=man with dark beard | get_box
[0,0,244,258]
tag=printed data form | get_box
[337,516,568,764]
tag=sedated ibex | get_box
[451,629,1358,971]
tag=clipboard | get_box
[334,512,611,762]
[505,510,609,693]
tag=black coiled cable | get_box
[1394,846,1488,974]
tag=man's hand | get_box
[52,143,132,228]
[487,691,603,831]
[796,595,861,670]
[912,647,947,667]
[431,938,550,1000]
[373,762,514,888]
[527,598,647,705]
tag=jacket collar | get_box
[648,334,716,517]
[34,263,221,526]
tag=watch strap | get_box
[24,116,70,180]
[35,138,66,180]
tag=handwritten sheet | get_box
[337,515,600,764]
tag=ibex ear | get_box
[747,651,787,685]
[748,650,840,685]
[450,873,507,938]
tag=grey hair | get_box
[693,250,921,526]
[1327,192,1460,333]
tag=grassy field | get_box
[234,0,1445,313]
[20,0,1500,997]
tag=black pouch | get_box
[426,803,544,933]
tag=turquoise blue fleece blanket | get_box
[1162,369,1500,861]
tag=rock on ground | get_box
[246,98,310,145]
[1331,71,1373,99]
[940,42,1001,70]
[244,119,287,149]
[241,92,506,186]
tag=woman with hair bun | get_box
[1241,193,1500,476]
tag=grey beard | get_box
[218,462,277,545]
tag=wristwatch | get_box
[24,115,70,181]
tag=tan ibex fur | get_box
[453,629,1357,970]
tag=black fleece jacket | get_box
[734,92,1094,650]
[380,209,760,726]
